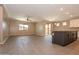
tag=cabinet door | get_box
[54,32,64,45]
[64,32,70,44]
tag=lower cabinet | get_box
[52,31,77,46]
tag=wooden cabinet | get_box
[52,31,77,46]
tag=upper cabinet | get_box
[70,19,79,27]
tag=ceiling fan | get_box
[26,16,32,22]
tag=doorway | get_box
[45,23,52,35]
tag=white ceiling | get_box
[4,4,79,22]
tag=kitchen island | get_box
[52,31,77,46]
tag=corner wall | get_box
[36,22,53,36]
[36,22,45,36]
[0,5,10,44]
[0,6,3,43]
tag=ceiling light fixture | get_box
[60,8,64,11]
[52,18,56,20]
[25,16,31,22]
[47,17,57,21]
[65,12,70,15]
[70,15,73,17]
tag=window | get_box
[19,24,28,30]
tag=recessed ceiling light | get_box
[70,15,73,17]
[65,12,70,15]
[60,8,64,11]
[52,18,56,20]
[46,17,57,21]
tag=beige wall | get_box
[36,22,53,36]
[3,5,10,44]
[0,5,10,44]
[0,6,3,42]
[9,20,53,36]
[36,22,45,36]
[9,19,36,36]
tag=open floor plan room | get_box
[0,4,79,55]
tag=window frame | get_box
[19,24,29,31]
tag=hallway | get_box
[0,36,79,55]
